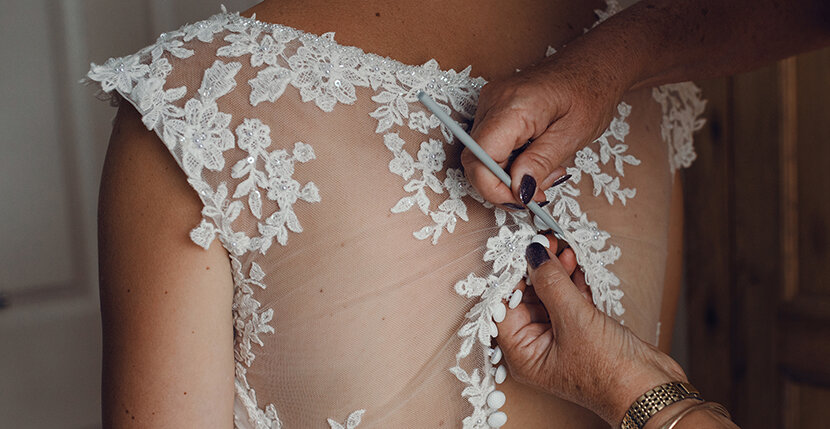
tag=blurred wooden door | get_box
[684,47,830,428]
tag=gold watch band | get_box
[620,382,703,429]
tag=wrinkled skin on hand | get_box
[464,50,630,207]
[496,235,688,426]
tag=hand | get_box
[496,234,688,426]
[464,48,630,207]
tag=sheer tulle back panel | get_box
[213,69,670,427]
[92,17,688,427]
[236,83,497,426]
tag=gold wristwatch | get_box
[620,382,703,429]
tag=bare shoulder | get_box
[98,102,234,427]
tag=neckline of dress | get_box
[216,8,488,89]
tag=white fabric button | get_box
[495,365,507,384]
[531,234,550,248]
[487,390,506,409]
[487,411,508,428]
[491,302,506,323]
[489,346,502,365]
[508,289,523,309]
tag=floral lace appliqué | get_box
[442,101,636,428]
[327,410,366,429]
[87,55,149,93]
[231,257,282,429]
[568,102,639,205]
[652,83,707,173]
[84,1,702,427]
[287,33,369,112]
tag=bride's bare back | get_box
[93,1,701,427]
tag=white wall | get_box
[0,2,255,428]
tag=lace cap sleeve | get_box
[652,82,707,173]
[84,12,328,256]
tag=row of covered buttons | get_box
[486,346,507,427]
[487,233,551,428]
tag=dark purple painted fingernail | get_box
[526,242,550,269]
[552,174,572,187]
[537,201,550,208]
[503,203,525,210]
[519,175,536,205]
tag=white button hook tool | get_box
[417,91,565,237]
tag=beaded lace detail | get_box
[85,3,704,428]
[446,102,636,428]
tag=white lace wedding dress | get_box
[86,4,705,428]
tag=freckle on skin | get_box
[319,289,324,293]
[206,266,210,270]
[164,291,168,294]
[375,12,380,17]
[184,392,187,395]
[127,289,131,293]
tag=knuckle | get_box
[515,109,538,139]
[534,267,571,300]
[500,350,541,388]
[520,148,559,176]
[491,106,525,127]
[535,266,567,289]
[463,166,503,202]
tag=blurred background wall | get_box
[684,48,830,428]
[0,2,255,427]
